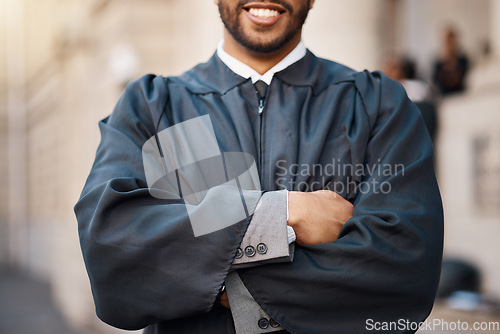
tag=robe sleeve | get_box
[237,71,444,334]
[74,75,253,330]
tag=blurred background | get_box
[0,0,499,333]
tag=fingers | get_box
[219,291,230,309]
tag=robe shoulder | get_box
[107,74,170,135]
[353,69,425,136]
[276,52,419,134]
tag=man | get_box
[74,0,444,333]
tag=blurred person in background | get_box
[74,0,444,333]
[432,27,470,96]
[383,54,438,142]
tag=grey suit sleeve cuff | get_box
[225,271,284,334]
[232,190,293,268]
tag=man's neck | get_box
[222,29,302,75]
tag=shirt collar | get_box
[216,39,307,85]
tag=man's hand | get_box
[288,190,354,245]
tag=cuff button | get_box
[235,248,243,259]
[258,318,269,329]
[245,245,256,257]
[256,243,267,254]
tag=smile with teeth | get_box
[248,8,281,18]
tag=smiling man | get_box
[74,1,444,333]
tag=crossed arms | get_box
[74,73,443,333]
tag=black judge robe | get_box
[74,50,443,334]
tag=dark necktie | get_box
[254,80,268,100]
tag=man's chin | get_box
[240,42,286,54]
[236,33,293,54]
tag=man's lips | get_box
[242,3,286,26]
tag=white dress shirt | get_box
[217,39,307,85]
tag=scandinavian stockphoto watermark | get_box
[275,159,405,194]
[365,318,500,332]
[142,115,261,237]
[141,115,406,237]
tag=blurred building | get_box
[0,0,499,333]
